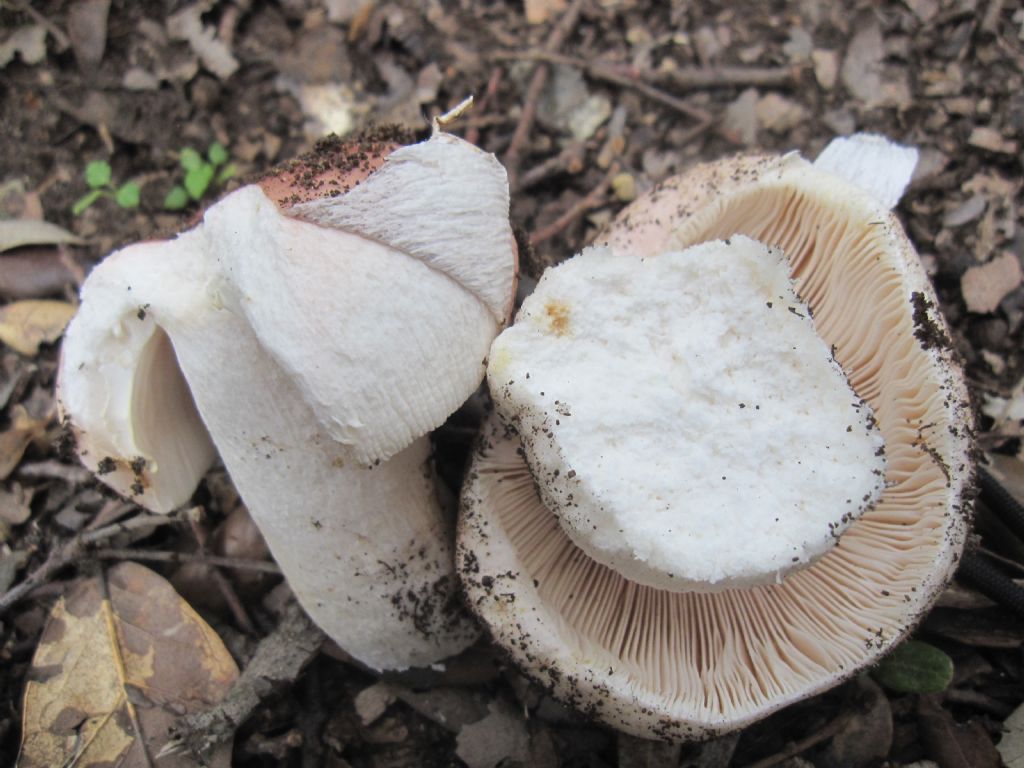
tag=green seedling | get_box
[164,142,237,211]
[72,161,141,215]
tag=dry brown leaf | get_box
[18,561,238,767]
[918,695,1002,768]
[0,300,76,355]
[998,701,1024,768]
[0,405,48,481]
[961,251,1023,314]
[0,220,82,252]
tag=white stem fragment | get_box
[812,133,918,210]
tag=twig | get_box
[0,544,79,615]
[503,0,587,190]
[517,142,587,191]
[465,66,504,147]
[92,548,281,574]
[81,510,181,544]
[17,459,93,484]
[531,164,618,245]
[185,511,257,635]
[2,0,72,50]
[166,600,324,763]
[0,512,201,618]
[0,511,186,615]
[495,50,795,91]
[494,50,714,123]
[742,710,854,768]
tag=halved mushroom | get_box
[458,135,973,737]
[487,236,886,592]
[59,125,517,671]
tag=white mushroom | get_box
[458,135,973,737]
[59,126,517,671]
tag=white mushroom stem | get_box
[59,131,517,670]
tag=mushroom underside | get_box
[459,169,972,739]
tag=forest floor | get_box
[1,0,1023,766]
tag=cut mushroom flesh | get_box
[458,138,973,738]
[487,236,886,591]
[59,131,516,671]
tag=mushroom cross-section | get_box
[58,127,517,671]
[458,135,973,738]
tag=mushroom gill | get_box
[458,139,973,739]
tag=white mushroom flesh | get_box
[59,131,517,670]
[488,237,885,591]
[459,137,973,738]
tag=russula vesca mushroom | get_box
[58,118,517,671]
[458,134,973,738]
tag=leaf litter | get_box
[1,0,1023,765]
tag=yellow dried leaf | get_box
[18,562,239,768]
[0,405,48,481]
[0,300,76,356]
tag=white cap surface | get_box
[488,237,885,590]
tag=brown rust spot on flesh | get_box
[544,300,571,336]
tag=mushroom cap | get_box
[458,137,973,738]
[487,236,885,591]
[58,130,516,670]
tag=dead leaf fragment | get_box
[0,26,47,68]
[0,300,76,356]
[0,248,80,300]
[812,49,840,90]
[755,92,808,133]
[721,87,759,145]
[455,698,530,768]
[969,127,1019,155]
[18,562,238,767]
[67,0,111,68]
[842,19,885,106]
[167,4,239,80]
[961,251,1023,313]
[998,701,1024,768]
[0,404,48,481]
[918,695,1002,768]
[0,219,82,252]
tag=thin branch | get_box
[465,65,504,147]
[0,510,188,615]
[495,50,795,91]
[165,600,324,763]
[517,142,587,192]
[503,0,587,190]
[494,50,713,123]
[92,548,281,574]
[531,164,618,246]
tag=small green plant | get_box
[164,142,237,211]
[72,161,141,215]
